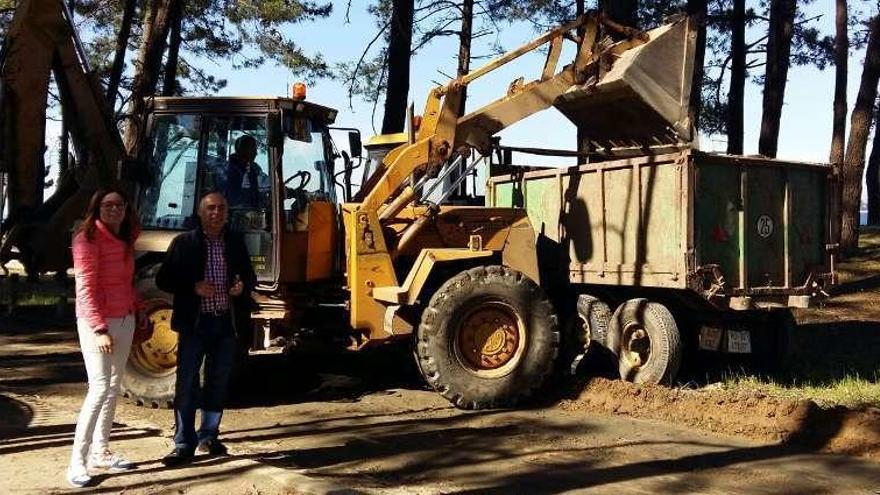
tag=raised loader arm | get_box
[347,12,697,340]
[0,0,125,274]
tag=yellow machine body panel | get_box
[305,201,337,281]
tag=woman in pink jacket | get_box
[67,186,140,488]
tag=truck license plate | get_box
[698,326,722,351]
[726,329,752,354]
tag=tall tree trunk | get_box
[162,0,183,97]
[841,16,880,253]
[381,0,414,134]
[687,0,707,133]
[758,0,796,157]
[453,0,474,196]
[122,0,177,156]
[726,0,746,154]
[457,0,473,117]
[829,0,848,166]
[106,0,137,108]
[866,102,880,225]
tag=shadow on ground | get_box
[222,407,878,494]
[0,394,33,433]
[227,345,425,409]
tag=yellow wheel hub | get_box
[131,302,178,377]
[457,304,523,373]
[622,324,650,368]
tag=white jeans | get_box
[69,315,134,470]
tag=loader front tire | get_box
[416,266,559,409]
[122,266,177,409]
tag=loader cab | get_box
[136,96,345,285]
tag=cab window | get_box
[139,114,201,229]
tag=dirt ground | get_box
[2,232,880,493]
[2,308,880,495]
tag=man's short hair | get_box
[235,134,257,153]
[199,190,227,209]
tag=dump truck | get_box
[487,148,837,383]
[2,1,833,409]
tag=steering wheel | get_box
[284,170,312,190]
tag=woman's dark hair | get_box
[78,185,140,247]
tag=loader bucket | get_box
[554,15,698,151]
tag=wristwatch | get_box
[94,327,109,335]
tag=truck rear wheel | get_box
[416,265,559,409]
[607,299,682,385]
[122,267,177,408]
[560,294,612,374]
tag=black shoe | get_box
[197,439,228,456]
[161,447,195,467]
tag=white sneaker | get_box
[66,466,92,488]
[89,451,135,471]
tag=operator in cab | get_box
[223,135,268,209]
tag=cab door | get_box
[278,115,338,283]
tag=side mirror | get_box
[267,111,283,147]
[348,131,362,158]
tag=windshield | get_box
[139,114,201,229]
[280,118,335,232]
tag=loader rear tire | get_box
[122,266,177,409]
[607,299,682,385]
[416,265,559,409]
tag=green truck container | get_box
[487,148,837,384]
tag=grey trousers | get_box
[69,315,134,469]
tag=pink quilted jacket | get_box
[72,220,138,330]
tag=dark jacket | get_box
[224,155,260,208]
[156,226,256,335]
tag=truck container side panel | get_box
[788,169,827,285]
[489,154,687,288]
[638,161,682,280]
[694,163,742,288]
[488,150,830,300]
[524,177,559,240]
[493,182,516,208]
[603,166,637,277]
[746,167,786,287]
[567,168,605,266]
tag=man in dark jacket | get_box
[156,191,256,466]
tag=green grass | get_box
[11,292,66,307]
[0,273,71,309]
[837,226,880,283]
[720,372,880,409]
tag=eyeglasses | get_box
[100,202,126,211]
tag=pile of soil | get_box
[561,377,880,458]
